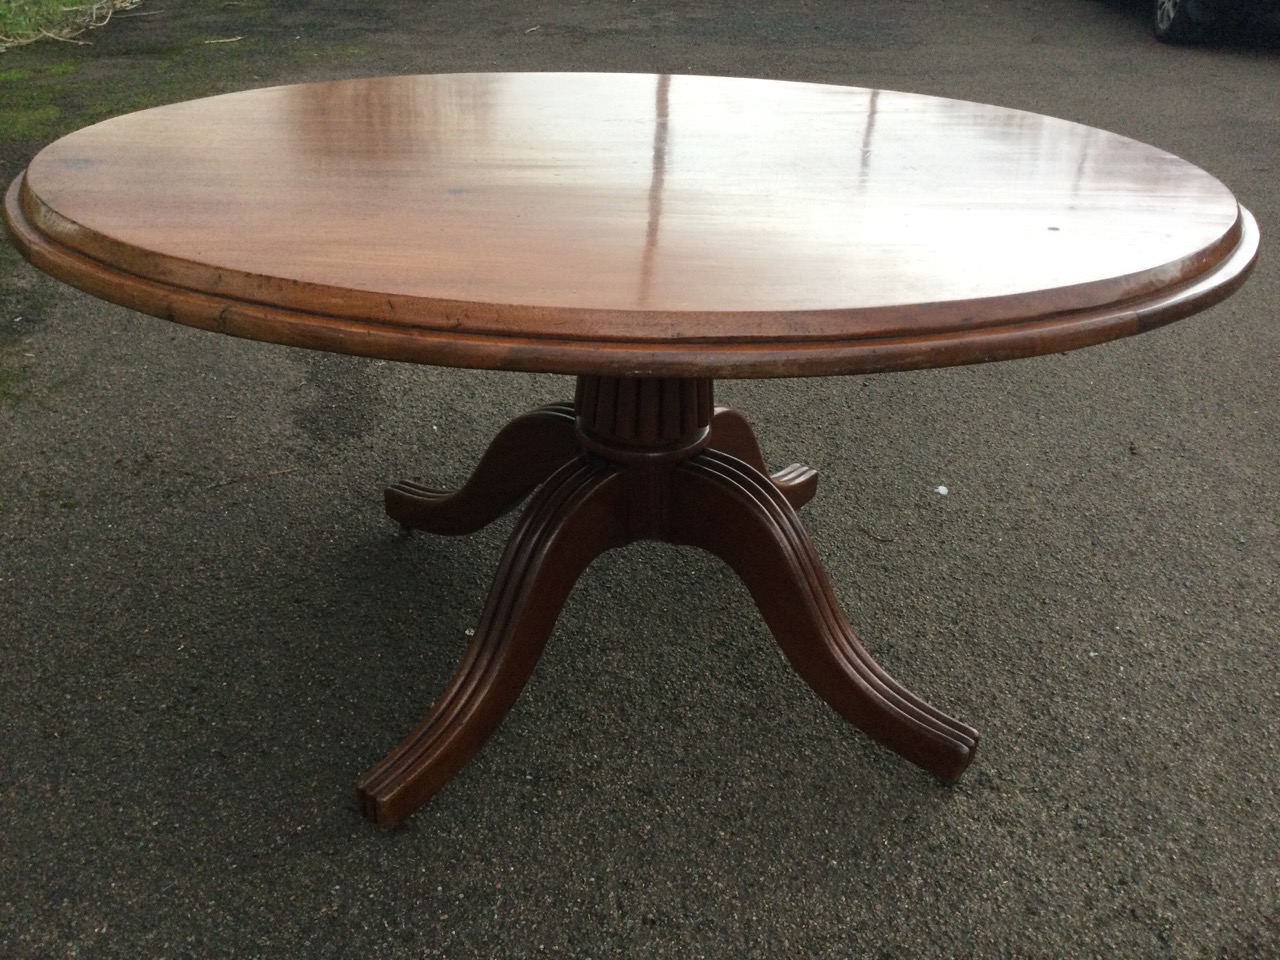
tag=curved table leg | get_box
[711,406,820,509]
[357,455,630,827]
[385,402,578,535]
[669,449,978,781]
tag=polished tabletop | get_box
[5,72,1257,376]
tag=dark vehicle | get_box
[1154,0,1280,41]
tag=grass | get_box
[0,0,142,52]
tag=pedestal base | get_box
[357,376,977,827]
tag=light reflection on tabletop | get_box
[22,73,1241,337]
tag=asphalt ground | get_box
[1,1,1277,957]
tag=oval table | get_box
[4,73,1258,828]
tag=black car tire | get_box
[1153,0,1210,42]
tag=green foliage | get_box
[0,1,141,51]
[0,61,68,142]
[0,102,61,140]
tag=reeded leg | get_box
[668,449,978,780]
[711,406,819,508]
[385,402,578,535]
[358,455,631,827]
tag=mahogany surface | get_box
[4,73,1258,378]
[3,74,1259,828]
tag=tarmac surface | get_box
[1,1,1277,957]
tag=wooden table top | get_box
[4,73,1258,377]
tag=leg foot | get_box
[386,402,578,535]
[711,406,819,509]
[669,450,978,780]
[358,456,631,827]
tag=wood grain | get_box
[3,73,1258,377]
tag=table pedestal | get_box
[356,376,978,827]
